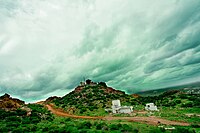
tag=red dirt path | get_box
[44,104,189,126]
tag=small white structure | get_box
[111,100,133,114]
[80,81,86,86]
[145,103,159,111]
[112,100,121,108]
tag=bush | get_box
[179,94,188,99]
[109,124,118,130]
[30,116,40,123]
[6,121,20,128]
[172,127,195,133]
[181,102,193,107]
[191,124,200,128]
[175,99,181,104]
[65,126,78,133]
[65,117,72,122]
[149,128,164,133]
[96,122,105,130]
[78,121,92,129]
[6,116,21,122]
[98,82,107,87]
[133,129,139,133]
[16,109,27,116]
[80,107,87,114]
[22,117,31,124]
[121,124,132,132]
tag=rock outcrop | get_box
[0,93,25,111]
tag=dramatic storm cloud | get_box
[0,0,200,102]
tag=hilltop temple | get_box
[80,79,98,86]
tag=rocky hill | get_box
[0,93,25,111]
[47,80,139,115]
[0,93,54,132]
[45,80,200,116]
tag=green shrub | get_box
[96,122,105,130]
[191,124,200,128]
[16,108,27,116]
[80,107,87,113]
[121,124,132,132]
[181,102,193,107]
[109,124,118,130]
[6,116,21,122]
[78,121,92,129]
[65,126,78,133]
[172,127,195,133]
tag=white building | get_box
[145,103,159,111]
[80,81,86,86]
[111,100,133,114]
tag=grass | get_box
[35,116,167,133]
[0,106,199,133]
[78,108,108,117]
[35,116,199,133]
[153,107,200,124]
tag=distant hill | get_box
[46,80,139,115]
[136,82,200,96]
[137,90,200,108]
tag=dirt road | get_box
[44,104,190,126]
[46,104,103,120]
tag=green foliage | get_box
[0,113,199,133]
[172,127,196,133]
[16,108,27,116]
[0,104,54,132]
[65,126,79,133]
[98,82,107,87]
[27,104,54,121]
[53,117,167,132]
[181,102,194,107]
[78,121,92,129]
[53,85,136,116]
[1,88,200,133]
[95,122,106,130]
[109,123,120,130]
[138,91,200,108]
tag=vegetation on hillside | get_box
[135,90,200,127]
[138,90,200,108]
[0,104,53,133]
[51,83,139,116]
[34,117,198,133]
[0,114,196,133]
[0,83,200,132]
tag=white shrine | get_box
[145,103,159,111]
[111,100,133,114]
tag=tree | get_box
[98,82,107,87]
[86,79,91,84]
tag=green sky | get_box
[0,0,200,102]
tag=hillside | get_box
[136,82,200,96]
[46,80,200,116]
[138,90,200,108]
[42,81,200,132]
[0,85,200,132]
[0,93,25,111]
[47,80,139,115]
[0,93,54,132]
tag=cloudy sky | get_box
[0,0,200,102]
